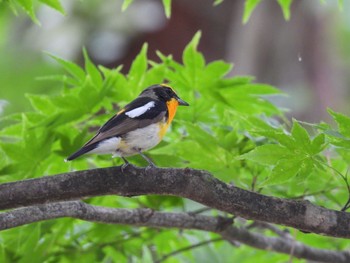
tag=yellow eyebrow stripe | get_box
[117,108,125,115]
[160,83,178,94]
[160,83,171,88]
[160,83,176,93]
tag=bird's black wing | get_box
[82,97,167,147]
[66,97,167,161]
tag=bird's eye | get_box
[166,88,173,95]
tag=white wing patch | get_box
[125,101,155,118]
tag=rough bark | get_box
[1,201,349,263]
[0,166,349,238]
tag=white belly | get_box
[121,123,161,156]
[90,124,162,157]
[89,137,121,154]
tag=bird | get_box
[66,84,189,167]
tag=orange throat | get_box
[167,98,179,124]
[158,98,179,139]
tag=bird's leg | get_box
[121,157,132,173]
[122,157,129,165]
[137,150,156,168]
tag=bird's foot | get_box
[136,150,157,168]
[120,162,135,174]
[145,163,157,174]
[121,157,135,174]
[121,162,129,173]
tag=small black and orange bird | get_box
[66,84,189,166]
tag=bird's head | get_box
[140,84,189,106]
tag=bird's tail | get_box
[65,144,97,161]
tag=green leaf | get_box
[26,94,56,114]
[328,109,350,137]
[50,93,81,111]
[121,0,135,11]
[183,31,202,63]
[17,0,39,24]
[142,246,154,263]
[18,225,41,258]
[261,159,301,186]
[38,0,65,14]
[204,60,232,81]
[0,148,7,170]
[243,0,262,24]
[220,76,254,87]
[238,144,292,166]
[221,131,238,151]
[221,83,282,95]
[103,246,127,262]
[143,63,167,86]
[291,120,311,152]
[256,130,295,149]
[162,0,172,18]
[128,43,148,90]
[299,158,314,177]
[83,48,103,88]
[217,84,282,116]
[181,31,206,88]
[184,31,201,50]
[182,31,205,72]
[78,82,100,111]
[184,122,218,149]
[338,0,343,11]
[99,65,123,97]
[213,0,224,6]
[277,0,292,20]
[310,133,326,154]
[48,54,85,83]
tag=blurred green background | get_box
[1,0,350,122]
[1,1,350,262]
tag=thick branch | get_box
[0,166,350,237]
[0,201,348,263]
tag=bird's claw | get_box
[145,164,157,174]
[121,162,135,174]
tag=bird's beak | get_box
[177,98,189,106]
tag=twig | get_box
[320,158,350,211]
[188,207,212,215]
[290,189,332,200]
[155,238,223,263]
[248,221,291,238]
[288,229,297,263]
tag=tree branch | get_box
[0,166,350,237]
[0,201,349,263]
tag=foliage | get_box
[1,29,350,261]
[2,0,311,23]
[242,0,342,23]
[2,0,344,24]
[1,1,350,263]
[3,0,64,24]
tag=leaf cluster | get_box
[1,31,350,261]
[0,31,278,261]
[2,0,314,23]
